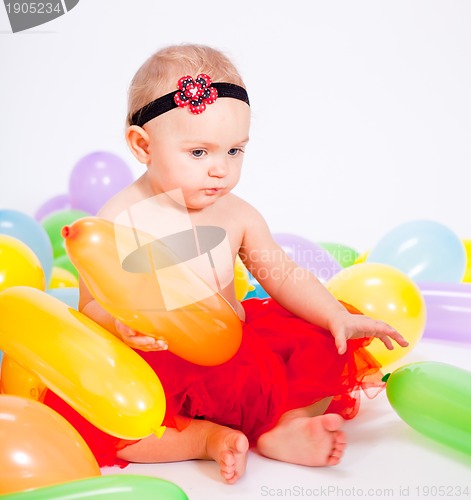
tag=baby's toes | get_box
[220,450,236,469]
[220,453,236,481]
[327,430,347,465]
[327,453,342,466]
[335,430,347,446]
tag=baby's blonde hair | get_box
[126,44,245,127]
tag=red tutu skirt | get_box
[43,298,385,468]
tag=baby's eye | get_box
[191,149,206,158]
[228,148,243,156]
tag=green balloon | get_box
[4,474,188,500]
[386,361,471,456]
[318,242,359,268]
[42,210,89,259]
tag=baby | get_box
[45,44,408,484]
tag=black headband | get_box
[130,75,250,127]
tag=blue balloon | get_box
[0,209,54,285]
[245,274,270,299]
[367,220,466,283]
[47,287,79,309]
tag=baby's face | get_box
[143,98,250,210]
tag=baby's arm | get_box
[78,279,167,352]
[239,204,408,354]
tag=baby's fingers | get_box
[390,330,409,348]
[333,333,347,355]
[155,339,169,351]
[115,320,168,351]
[125,335,168,352]
[131,335,159,348]
[377,335,395,350]
[376,325,409,350]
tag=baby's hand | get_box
[115,320,168,352]
[329,311,409,355]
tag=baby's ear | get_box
[125,125,151,164]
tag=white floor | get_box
[101,338,471,500]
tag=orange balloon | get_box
[63,217,242,366]
[0,395,100,495]
[0,355,46,401]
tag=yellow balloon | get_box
[49,266,79,288]
[326,263,426,367]
[0,234,45,291]
[234,255,253,301]
[353,249,369,264]
[0,286,166,440]
[462,239,471,283]
[0,355,46,401]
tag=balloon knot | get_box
[382,372,391,383]
[61,225,71,238]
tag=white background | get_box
[1,0,470,254]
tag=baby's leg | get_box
[285,396,333,419]
[257,399,346,467]
[117,417,249,484]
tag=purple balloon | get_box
[273,233,342,282]
[35,193,72,222]
[69,151,134,215]
[420,282,471,343]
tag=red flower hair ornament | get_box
[174,74,218,115]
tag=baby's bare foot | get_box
[206,427,249,483]
[257,413,346,466]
